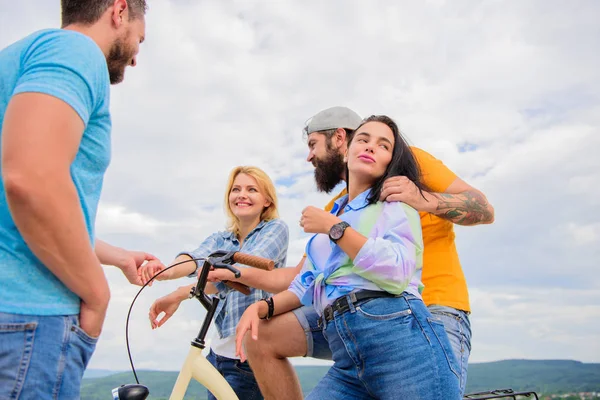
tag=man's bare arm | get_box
[381,176,495,226]
[2,93,110,336]
[429,178,495,225]
[95,239,164,286]
[95,239,132,267]
[209,256,306,293]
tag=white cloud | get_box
[469,287,600,363]
[565,223,600,246]
[2,0,599,373]
[96,204,165,235]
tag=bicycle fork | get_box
[170,346,239,400]
[169,284,239,400]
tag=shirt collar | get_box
[221,219,268,242]
[330,188,372,214]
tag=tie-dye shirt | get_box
[289,189,424,316]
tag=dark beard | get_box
[106,37,132,85]
[313,148,345,193]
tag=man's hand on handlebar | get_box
[207,267,236,283]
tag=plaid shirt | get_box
[179,218,288,339]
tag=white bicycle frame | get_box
[167,251,273,400]
[170,346,238,400]
[115,251,274,400]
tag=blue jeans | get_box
[307,294,461,400]
[428,305,472,395]
[206,349,263,400]
[295,302,472,396]
[0,312,97,400]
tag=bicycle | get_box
[463,388,539,399]
[110,250,542,400]
[112,250,274,400]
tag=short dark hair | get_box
[61,0,147,27]
[308,128,355,146]
[348,115,426,205]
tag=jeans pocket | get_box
[356,298,412,321]
[426,317,460,380]
[70,323,99,345]
[233,360,256,378]
[69,323,98,370]
[0,322,37,400]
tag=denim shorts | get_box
[292,305,332,360]
[0,312,98,399]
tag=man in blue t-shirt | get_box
[0,1,153,397]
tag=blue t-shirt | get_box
[0,29,111,315]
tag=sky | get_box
[1,0,599,372]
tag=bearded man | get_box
[0,1,152,397]
[238,106,495,398]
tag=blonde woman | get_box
[140,166,288,400]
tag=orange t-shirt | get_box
[323,146,470,312]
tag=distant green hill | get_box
[81,359,600,399]
[465,359,600,394]
[81,367,329,400]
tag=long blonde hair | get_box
[224,166,279,236]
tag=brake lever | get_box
[212,262,241,279]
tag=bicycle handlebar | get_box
[114,251,277,399]
[232,252,274,270]
[213,252,273,295]
[213,262,242,278]
[223,281,251,295]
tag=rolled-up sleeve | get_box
[288,257,317,306]
[352,202,423,294]
[177,233,221,278]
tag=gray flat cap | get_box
[303,106,363,135]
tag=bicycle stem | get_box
[189,251,237,349]
[191,295,219,349]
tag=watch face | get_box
[330,223,345,240]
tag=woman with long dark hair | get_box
[236,115,460,399]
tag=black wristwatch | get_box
[329,221,350,243]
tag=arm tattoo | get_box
[432,190,494,226]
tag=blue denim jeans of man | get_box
[0,312,98,400]
[206,348,263,400]
[295,300,472,396]
[305,294,461,400]
[428,304,472,395]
